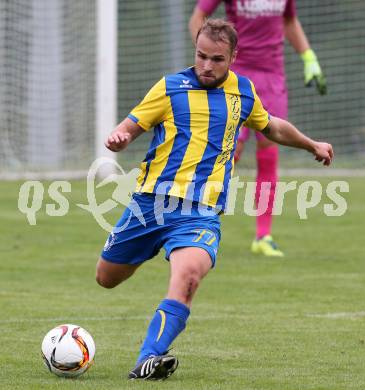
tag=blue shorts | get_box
[101,193,221,267]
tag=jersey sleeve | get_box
[243,81,270,131]
[284,0,297,18]
[128,78,169,131]
[197,0,223,15]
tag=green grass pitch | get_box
[0,177,364,389]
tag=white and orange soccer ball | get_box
[41,324,95,378]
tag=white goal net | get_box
[117,0,365,171]
[1,0,364,178]
[0,0,97,178]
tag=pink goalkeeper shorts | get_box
[233,66,288,142]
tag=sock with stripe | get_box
[136,299,190,364]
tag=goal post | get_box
[0,0,116,179]
[96,0,118,177]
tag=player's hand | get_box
[234,139,244,162]
[312,142,334,166]
[105,131,131,152]
[301,49,327,95]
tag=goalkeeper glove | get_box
[300,48,327,95]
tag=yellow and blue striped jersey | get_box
[128,67,269,211]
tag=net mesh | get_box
[1,1,364,177]
[0,0,96,176]
[285,0,365,169]
[117,0,196,170]
[117,0,365,171]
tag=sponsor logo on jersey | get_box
[236,0,286,18]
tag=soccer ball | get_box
[41,324,95,378]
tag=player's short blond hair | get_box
[196,19,238,54]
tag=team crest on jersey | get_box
[236,0,286,18]
[217,95,240,165]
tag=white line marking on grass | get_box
[0,316,148,324]
[6,312,364,324]
[307,311,365,319]
[0,314,248,325]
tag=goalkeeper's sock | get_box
[255,146,278,239]
[136,299,190,364]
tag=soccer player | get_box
[96,19,333,380]
[190,0,327,256]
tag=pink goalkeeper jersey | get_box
[197,0,296,75]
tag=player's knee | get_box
[187,274,200,297]
[168,265,206,305]
[181,269,201,297]
[95,272,119,289]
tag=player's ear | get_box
[231,49,237,64]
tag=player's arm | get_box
[189,5,209,43]
[190,0,224,43]
[105,118,144,152]
[262,116,334,166]
[284,15,326,95]
[284,15,310,54]
[106,77,169,153]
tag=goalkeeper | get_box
[190,0,327,257]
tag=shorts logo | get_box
[103,232,115,251]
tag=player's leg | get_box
[129,247,212,380]
[250,71,287,256]
[128,202,220,380]
[251,135,283,256]
[255,135,278,240]
[96,193,163,289]
[167,246,212,305]
[95,257,140,288]
[138,247,212,363]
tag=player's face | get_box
[195,33,236,89]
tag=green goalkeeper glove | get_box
[300,48,327,95]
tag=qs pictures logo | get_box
[17,158,144,232]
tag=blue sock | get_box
[137,299,190,364]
